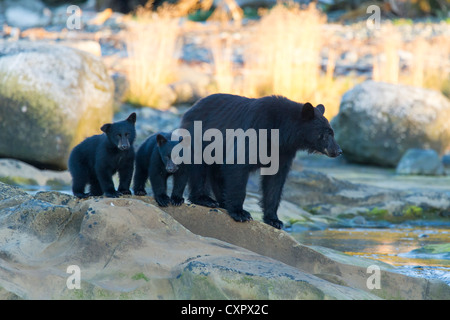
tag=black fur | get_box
[68,113,137,198]
[133,132,187,207]
[180,94,342,229]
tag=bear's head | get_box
[301,103,342,158]
[101,112,137,151]
[156,133,183,173]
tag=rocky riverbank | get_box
[0,182,449,300]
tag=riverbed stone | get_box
[0,40,114,169]
[396,148,445,176]
[331,81,450,167]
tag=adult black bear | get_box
[68,113,136,198]
[180,94,342,229]
[133,132,187,207]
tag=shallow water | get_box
[290,224,450,285]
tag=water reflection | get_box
[291,225,450,284]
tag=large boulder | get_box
[331,81,450,167]
[0,40,114,170]
[0,187,378,300]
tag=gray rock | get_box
[279,169,450,219]
[443,153,450,168]
[4,0,51,29]
[0,190,379,299]
[1,186,448,299]
[0,40,114,169]
[396,148,445,176]
[332,81,450,167]
[0,158,71,188]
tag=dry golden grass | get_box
[243,3,325,101]
[373,25,449,97]
[373,25,401,84]
[124,1,449,115]
[210,32,236,94]
[237,3,353,119]
[125,5,181,109]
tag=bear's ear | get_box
[101,123,111,133]
[156,134,168,147]
[126,112,137,124]
[316,104,325,115]
[301,102,315,121]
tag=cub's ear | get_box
[316,104,325,115]
[126,112,137,124]
[101,123,111,133]
[156,134,168,147]
[301,102,315,121]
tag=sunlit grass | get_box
[125,4,181,109]
[206,3,364,120]
[373,25,450,97]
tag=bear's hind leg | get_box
[88,176,103,197]
[71,167,89,198]
[222,167,252,222]
[188,164,219,208]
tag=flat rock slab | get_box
[0,184,448,299]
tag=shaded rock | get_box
[0,188,380,300]
[0,40,114,170]
[396,148,445,176]
[0,158,71,188]
[443,153,450,168]
[0,182,32,210]
[2,187,448,299]
[405,243,450,260]
[148,196,450,300]
[332,81,450,167]
[279,169,450,221]
[4,0,51,29]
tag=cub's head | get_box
[156,133,183,174]
[101,113,136,151]
[300,103,342,158]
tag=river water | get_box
[290,223,450,286]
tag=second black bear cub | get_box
[68,113,136,198]
[133,132,187,207]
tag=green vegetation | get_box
[131,272,150,282]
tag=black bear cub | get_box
[133,132,187,207]
[68,113,136,198]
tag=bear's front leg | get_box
[96,165,120,198]
[170,170,188,206]
[118,161,134,195]
[150,167,170,207]
[260,160,293,229]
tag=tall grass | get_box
[210,32,236,94]
[373,25,449,97]
[243,3,325,102]
[373,25,401,84]
[125,6,181,109]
